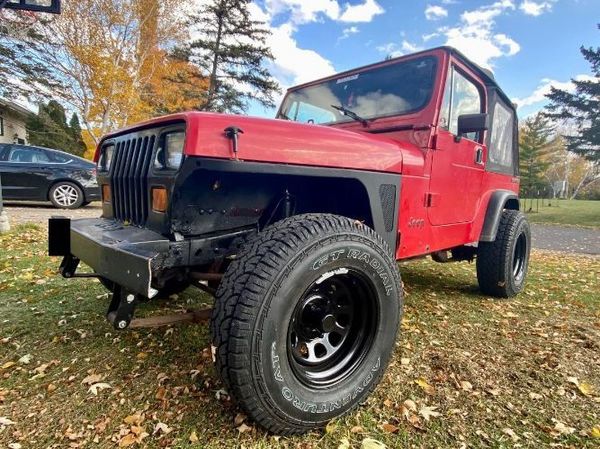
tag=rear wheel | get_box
[49,182,84,209]
[477,210,531,298]
[211,214,403,435]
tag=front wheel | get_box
[476,210,531,298]
[211,214,403,435]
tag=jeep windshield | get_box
[278,56,437,125]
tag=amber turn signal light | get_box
[152,187,168,213]
[101,184,111,203]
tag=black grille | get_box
[110,135,155,225]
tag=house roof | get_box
[0,98,34,119]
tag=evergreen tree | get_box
[27,101,86,156]
[519,113,554,197]
[183,0,280,113]
[545,24,600,163]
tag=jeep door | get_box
[428,65,487,226]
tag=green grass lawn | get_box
[523,199,600,229]
[1,225,599,448]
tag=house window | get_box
[0,117,4,136]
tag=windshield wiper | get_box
[331,105,369,127]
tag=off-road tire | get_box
[211,214,403,435]
[477,210,531,298]
[49,182,84,209]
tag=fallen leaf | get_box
[361,438,387,449]
[350,425,364,434]
[237,423,252,434]
[155,387,167,401]
[419,406,441,421]
[591,426,600,438]
[189,430,199,443]
[578,382,596,397]
[460,381,473,392]
[153,422,172,435]
[124,414,144,426]
[1,361,15,370]
[554,420,576,435]
[0,417,16,426]
[503,428,520,442]
[234,413,247,427]
[403,399,417,412]
[529,392,543,400]
[8,444,21,449]
[400,358,410,366]
[119,433,137,447]
[338,438,350,449]
[18,354,32,365]
[88,382,111,395]
[382,423,399,433]
[81,374,103,385]
[415,378,435,395]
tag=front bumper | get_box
[49,217,253,298]
[49,217,169,297]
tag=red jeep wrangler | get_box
[49,47,530,435]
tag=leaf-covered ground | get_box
[0,225,599,448]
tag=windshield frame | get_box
[277,55,439,126]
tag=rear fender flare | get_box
[479,190,520,242]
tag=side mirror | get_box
[456,113,489,142]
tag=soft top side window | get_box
[487,91,517,175]
[439,66,484,142]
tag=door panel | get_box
[428,131,486,225]
[428,65,486,226]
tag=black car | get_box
[0,144,100,209]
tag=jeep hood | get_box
[101,112,421,174]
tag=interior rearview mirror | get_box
[456,113,489,142]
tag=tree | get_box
[544,24,600,196]
[183,0,280,113]
[0,11,59,100]
[27,100,86,156]
[4,0,208,152]
[519,113,554,198]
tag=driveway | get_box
[531,223,600,256]
[2,202,101,227]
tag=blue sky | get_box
[246,0,599,119]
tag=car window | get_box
[439,67,483,141]
[8,147,51,163]
[489,100,514,169]
[0,145,10,161]
[52,152,72,163]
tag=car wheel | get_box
[49,182,84,209]
[476,210,531,298]
[211,214,403,435]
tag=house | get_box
[0,98,32,145]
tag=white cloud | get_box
[442,0,520,69]
[514,75,594,109]
[519,0,554,16]
[339,26,360,41]
[265,0,384,25]
[339,0,385,22]
[377,40,423,58]
[425,5,448,20]
[267,23,336,87]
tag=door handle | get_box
[475,147,484,165]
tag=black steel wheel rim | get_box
[287,268,378,388]
[513,233,527,281]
